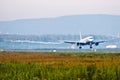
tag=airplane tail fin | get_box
[80,32,82,40]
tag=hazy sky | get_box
[0,0,120,21]
[0,0,120,35]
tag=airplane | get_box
[64,33,105,49]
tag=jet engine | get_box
[95,42,99,46]
[77,43,80,46]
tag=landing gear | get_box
[79,46,82,49]
[90,45,92,49]
[90,46,92,49]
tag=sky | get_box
[0,0,120,35]
[0,0,120,21]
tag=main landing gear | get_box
[79,45,93,49]
[79,46,82,49]
[90,46,92,49]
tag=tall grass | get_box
[0,52,120,80]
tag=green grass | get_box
[0,62,120,80]
[0,52,120,80]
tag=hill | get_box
[0,14,120,35]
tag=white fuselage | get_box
[80,36,94,43]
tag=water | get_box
[0,40,120,52]
[0,41,69,49]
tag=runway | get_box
[2,48,120,53]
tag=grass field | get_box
[0,52,120,80]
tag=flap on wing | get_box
[98,41,106,43]
[95,41,106,44]
[64,41,76,44]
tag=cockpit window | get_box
[90,38,93,39]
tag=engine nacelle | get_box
[95,42,99,46]
[77,43,80,46]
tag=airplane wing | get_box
[95,41,105,43]
[64,41,77,44]
[93,41,106,46]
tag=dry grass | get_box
[0,51,120,80]
[0,51,120,67]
